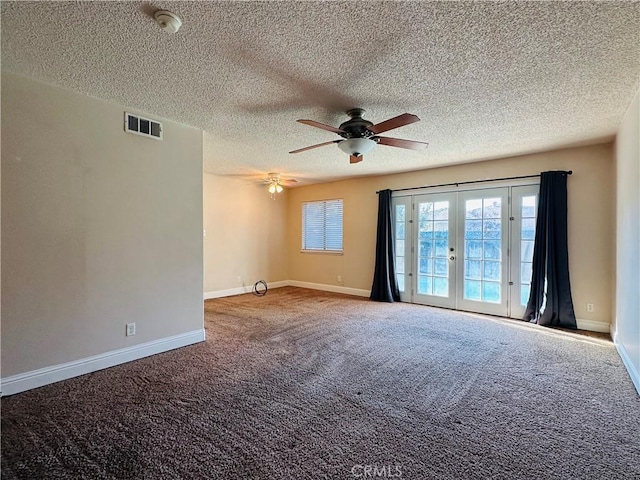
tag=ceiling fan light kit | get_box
[290,109,428,163]
[337,138,377,156]
[267,173,285,199]
[267,183,283,194]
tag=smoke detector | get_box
[154,10,182,33]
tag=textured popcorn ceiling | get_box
[2,1,639,185]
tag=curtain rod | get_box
[376,170,572,194]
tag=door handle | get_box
[449,256,455,261]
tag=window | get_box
[394,203,406,292]
[302,199,343,252]
[519,194,537,306]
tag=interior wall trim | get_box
[204,283,611,334]
[205,281,369,300]
[204,281,289,300]
[613,330,640,395]
[0,329,206,397]
[575,318,611,333]
[287,280,371,298]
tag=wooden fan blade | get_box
[289,140,340,154]
[376,136,429,151]
[297,119,346,134]
[367,113,420,134]
[350,154,363,164]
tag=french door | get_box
[456,188,509,315]
[393,185,538,318]
[509,185,539,318]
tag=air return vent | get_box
[124,112,162,140]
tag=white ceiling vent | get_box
[124,112,162,140]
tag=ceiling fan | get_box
[289,108,428,164]
[265,172,296,198]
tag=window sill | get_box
[300,250,343,255]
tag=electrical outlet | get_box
[236,276,242,284]
[126,323,136,337]
[586,303,594,313]
[337,275,342,283]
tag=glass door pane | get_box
[392,196,412,302]
[456,188,509,316]
[510,185,539,318]
[413,193,456,308]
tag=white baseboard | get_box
[575,318,611,333]
[0,329,205,397]
[288,280,371,298]
[204,284,611,332]
[204,280,288,300]
[613,331,640,395]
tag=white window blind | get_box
[302,199,343,252]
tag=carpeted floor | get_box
[2,287,639,479]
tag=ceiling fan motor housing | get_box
[339,108,375,139]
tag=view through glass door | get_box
[392,184,538,318]
[456,188,509,316]
[393,197,412,303]
[413,193,457,308]
[510,185,539,318]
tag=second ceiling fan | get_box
[290,108,428,164]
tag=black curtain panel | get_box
[524,171,577,329]
[370,189,400,302]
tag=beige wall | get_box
[1,73,204,378]
[203,174,288,293]
[287,144,614,324]
[614,87,640,387]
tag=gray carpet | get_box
[2,287,639,479]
